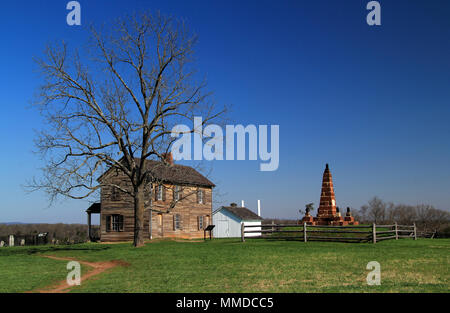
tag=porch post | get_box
[87,212,92,241]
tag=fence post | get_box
[271,220,275,232]
[372,223,376,244]
[303,222,307,243]
[241,223,245,242]
[394,222,398,240]
[413,223,417,240]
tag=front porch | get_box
[86,203,101,242]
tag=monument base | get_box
[301,215,359,226]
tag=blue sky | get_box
[0,0,449,223]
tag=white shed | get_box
[212,203,263,238]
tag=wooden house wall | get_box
[100,170,213,242]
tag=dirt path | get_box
[29,255,129,293]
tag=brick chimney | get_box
[317,163,337,218]
[162,152,174,165]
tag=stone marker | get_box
[20,239,25,246]
[9,235,14,247]
[0,241,4,247]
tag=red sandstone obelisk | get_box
[317,164,337,219]
[302,164,358,225]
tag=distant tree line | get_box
[265,197,450,237]
[0,223,99,244]
[353,197,450,235]
[262,218,298,225]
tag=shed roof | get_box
[86,203,101,214]
[216,205,263,221]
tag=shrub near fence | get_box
[241,222,418,244]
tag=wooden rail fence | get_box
[241,222,417,244]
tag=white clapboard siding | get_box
[212,208,261,238]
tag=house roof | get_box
[216,205,263,221]
[98,159,215,188]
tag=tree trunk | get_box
[133,186,145,247]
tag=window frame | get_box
[174,214,181,230]
[197,189,204,204]
[198,215,204,230]
[174,185,181,201]
[157,184,163,201]
[106,214,124,232]
[111,186,120,201]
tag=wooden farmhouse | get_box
[86,155,215,242]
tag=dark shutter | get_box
[119,215,124,231]
[155,185,158,201]
[106,215,111,232]
[162,185,166,201]
[196,188,199,203]
[173,215,176,230]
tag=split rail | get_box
[241,222,417,243]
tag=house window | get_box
[174,214,181,230]
[197,189,203,204]
[198,216,204,230]
[157,185,163,201]
[106,214,124,232]
[174,185,181,201]
[111,186,120,201]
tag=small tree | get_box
[29,12,225,247]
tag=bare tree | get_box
[416,204,450,231]
[392,204,416,225]
[29,12,225,247]
[362,196,387,223]
[358,197,450,232]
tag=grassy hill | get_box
[0,238,448,293]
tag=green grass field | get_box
[0,238,448,293]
